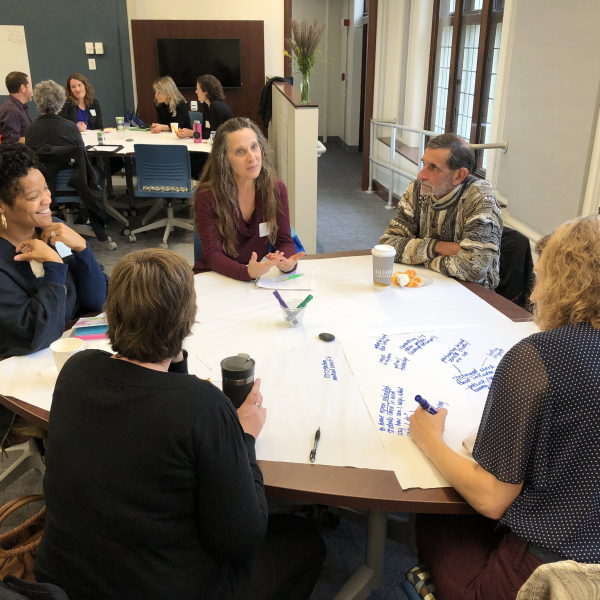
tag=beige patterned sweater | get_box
[379,176,503,289]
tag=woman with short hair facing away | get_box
[150,75,191,133]
[59,73,103,132]
[178,74,234,138]
[193,117,304,280]
[35,248,326,600]
[410,215,600,599]
[25,80,84,150]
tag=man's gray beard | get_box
[420,173,455,197]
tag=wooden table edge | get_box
[3,250,531,514]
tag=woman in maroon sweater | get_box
[193,118,304,281]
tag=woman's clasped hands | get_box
[14,222,87,263]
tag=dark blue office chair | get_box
[128,145,195,248]
[55,169,117,250]
[189,111,204,127]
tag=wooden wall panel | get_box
[131,20,265,127]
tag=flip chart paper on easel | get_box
[341,321,540,489]
[0,27,31,96]
[254,340,391,471]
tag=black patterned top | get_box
[473,323,600,563]
[379,176,503,289]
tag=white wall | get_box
[292,0,344,139]
[126,0,285,107]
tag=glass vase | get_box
[300,73,310,105]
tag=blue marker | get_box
[415,395,438,415]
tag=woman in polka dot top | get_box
[409,215,600,600]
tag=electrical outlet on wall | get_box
[94,42,104,54]
[85,42,94,54]
[88,58,96,70]
[190,101,198,111]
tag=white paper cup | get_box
[50,337,85,373]
[170,122,179,135]
[371,244,396,291]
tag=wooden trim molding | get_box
[284,0,292,79]
[273,82,318,108]
[361,0,379,190]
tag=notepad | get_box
[256,266,314,290]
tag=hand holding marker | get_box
[415,395,438,415]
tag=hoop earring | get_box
[1,214,7,230]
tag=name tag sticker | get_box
[89,109,96,116]
[54,241,73,258]
[259,222,270,237]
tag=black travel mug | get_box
[220,353,256,409]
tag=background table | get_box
[81,129,211,228]
[0,250,532,599]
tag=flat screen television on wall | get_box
[157,38,242,89]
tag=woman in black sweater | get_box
[178,74,234,139]
[35,248,325,600]
[150,75,191,133]
[59,73,103,131]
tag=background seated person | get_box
[0,143,108,447]
[35,248,326,600]
[193,118,304,281]
[0,71,33,144]
[59,73,103,132]
[178,74,234,139]
[379,133,503,289]
[409,215,600,600]
[150,75,191,133]
[25,80,84,150]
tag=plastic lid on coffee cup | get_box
[371,244,396,258]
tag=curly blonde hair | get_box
[532,215,600,331]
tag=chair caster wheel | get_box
[130,210,138,217]
[122,210,129,217]
[129,234,137,243]
[122,228,131,236]
[159,243,169,250]
[105,241,117,251]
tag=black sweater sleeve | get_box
[175,101,191,129]
[194,397,268,562]
[89,99,103,130]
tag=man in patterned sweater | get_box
[379,133,503,289]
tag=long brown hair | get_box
[198,118,280,258]
[532,215,600,331]
[65,73,95,107]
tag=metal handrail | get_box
[367,120,508,209]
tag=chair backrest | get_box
[189,111,204,126]
[496,226,534,309]
[133,144,192,193]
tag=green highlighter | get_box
[296,294,314,309]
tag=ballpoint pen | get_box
[278,273,304,282]
[310,427,321,463]
[415,395,438,415]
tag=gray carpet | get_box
[0,142,416,598]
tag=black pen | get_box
[310,427,321,463]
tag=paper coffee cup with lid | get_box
[50,337,85,374]
[371,244,396,291]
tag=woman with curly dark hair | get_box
[59,73,103,131]
[0,143,108,359]
[193,118,303,281]
[178,74,234,139]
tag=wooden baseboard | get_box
[371,179,402,207]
